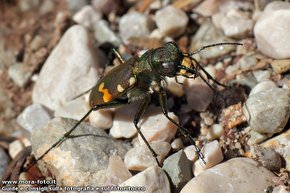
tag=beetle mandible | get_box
[35,41,242,166]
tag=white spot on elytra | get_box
[117,84,124,92]
[129,77,136,86]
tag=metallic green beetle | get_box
[36,42,242,166]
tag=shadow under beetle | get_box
[35,41,242,166]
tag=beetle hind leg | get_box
[133,95,161,167]
[158,89,206,164]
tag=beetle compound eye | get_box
[160,62,177,77]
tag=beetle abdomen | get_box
[89,57,137,107]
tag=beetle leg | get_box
[133,95,161,167]
[33,100,128,164]
[158,89,206,164]
[112,48,125,63]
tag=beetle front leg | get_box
[158,89,206,164]
[133,95,161,167]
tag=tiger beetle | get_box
[33,41,242,167]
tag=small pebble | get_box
[254,1,290,59]
[17,103,52,133]
[89,109,113,130]
[39,0,54,15]
[262,129,290,170]
[119,12,152,41]
[32,25,101,111]
[91,0,119,15]
[221,10,254,38]
[114,166,170,193]
[211,124,224,138]
[249,80,277,96]
[9,140,25,159]
[0,148,10,177]
[192,140,223,176]
[31,118,129,186]
[244,88,290,135]
[8,62,31,88]
[247,130,268,145]
[171,138,183,151]
[234,73,258,88]
[183,77,213,112]
[139,110,178,144]
[67,0,89,13]
[271,59,290,74]
[194,0,220,17]
[162,150,192,190]
[18,0,39,12]
[155,6,188,37]
[109,103,138,138]
[94,20,121,46]
[73,5,102,29]
[238,54,257,71]
[106,155,132,185]
[251,145,282,172]
[124,141,171,171]
[252,70,271,82]
[181,158,275,193]
[184,145,198,162]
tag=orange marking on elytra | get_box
[98,82,112,103]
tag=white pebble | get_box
[155,6,188,37]
[252,70,270,82]
[249,80,277,97]
[138,109,178,144]
[184,145,198,162]
[254,1,290,59]
[192,140,223,176]
[124,141,171,171]
[106,155,132,185]
[211,124,224,138]
[73,5,102,29]
[89,109,113,130]
[171,138,183,150]
[114,166,170,193]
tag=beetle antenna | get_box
[190,42,243,56]
[70,87,93,101]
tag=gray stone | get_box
[252,70,271,82]
[190,21,235,59]
[32,25,102,111]
[67,0,89,13]
[0,148,10,177]
[254,1,290,59]
[8,62,31,87]
[262,129,290,170]
[249,80,277,97]
[181,158,275,193]
[119,12,152,41]
[162,150,192,190]
[17,103,52,133]
[155,6,188,38]
[31,118,130,186]
[244,88,290,134]
[94,20,121,46]
[251,145,282,172]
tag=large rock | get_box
[31,118,130,186]
[254,1,290,59]
[181,158,275,193]
[32,25,102,111]
[243,88,290,135]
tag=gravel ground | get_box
[0,0,289,193]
